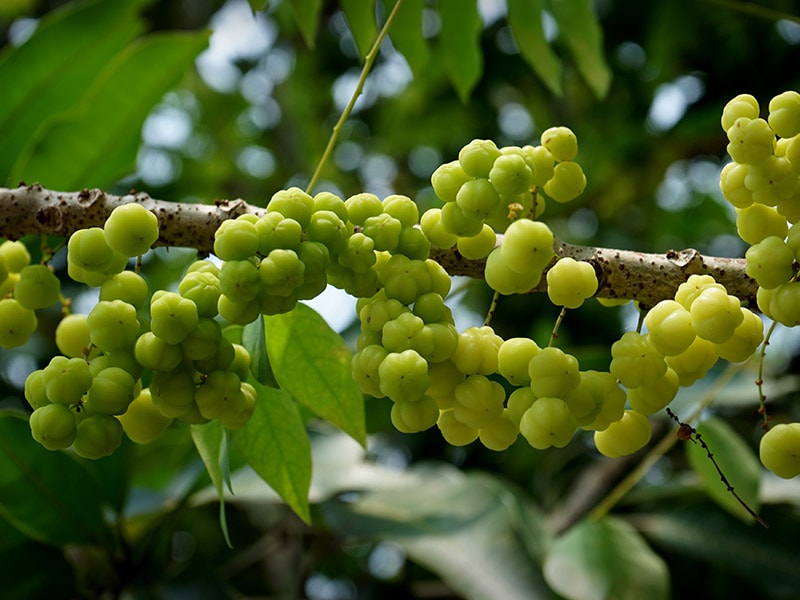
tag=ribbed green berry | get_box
[150,291,199,345]
[721,94,759,131]
[213,218,259,261]
[519,396,576,449]
[541,126,578,162]
[117,388,172,444]
[72,414,123,459]
[768,91,800,139]
[431,160,471,203]
[644,299,696,356]
[0,298,37,348]
[103,203,159,257]
[759,423,800,479]
[87,299,140,351]
[390,396,439,433]
[546,257,598,309]
[594,410,651,458]
[452,374,505,429]
[267,187,314,228]
[458,139,502,178]
[437,409,479,446]
[13,264,60,310]
[30,403,77,450]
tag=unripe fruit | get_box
[117,388,172,444]
[104,203,159,257]
[30,404,77,450]
[594,410,652,458]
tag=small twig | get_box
[548,306,567,347]
[484,290,500,326]
[305,0,405,194]
[666,407,769,529]
[756,319,779,431]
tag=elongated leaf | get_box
[0,412,106,546]
[550,0,611,99]
[438,0,482,102]
[264,303,366,445]
[507,0,562,96]
[12,30,210,190]
[0,0,150,183]
[342,0,377,58]
[191,421,233,547]
[543,515,670,600]
[289,0,323,48]
[685,416,762,524]
[322,468,552,600]
[385,0,429,73]
[233,384,312,523]
[242,316,279,387]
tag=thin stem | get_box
[589,361,744,521]
[548,306,567,347]
[665,407,768,528]
[484,290,500,326]
[756,319,779,430]
[305,0,405,195]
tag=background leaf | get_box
[322,467,552,600]
[438,0,482,102]
[685,416,762,524]
[289,0,323,48]
[233,384,312,523]
[507,0,562,96]
[191,420,233,547]
[630,507,800,599]
[242,315,279,387]
[543,515,670,600]
[550,0,611,99]
[0,412,106,546]
[12,30,210,190]
[341,0,377,58]
[0,0,150,184]
[385,0,429,74]
[264,303,366,445]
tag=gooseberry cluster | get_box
[23,204,256,458]
[0,240,58,348]
[718,91,800,479]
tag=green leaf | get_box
[631,507,800,597]
[543,515,670,600]
[322,467,552,600]
[506,0,562,96]
[264,303,366,445]
[191,420,233,547]
[438,0,482,102]
[0,412,106,546]
[12,30,210,190]
[242,315,279,387]
[550,0,612,99]
[385,0,429,73]
[248,0,269,13]
[233,384,312,523]
[289,0,323,48]
[0,0,150,184]
[685,416,762,524]
[342,0,377,58]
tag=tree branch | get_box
[0,184,757,308]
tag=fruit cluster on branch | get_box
[0,183,757,308]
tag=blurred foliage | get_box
[2,1,800,599]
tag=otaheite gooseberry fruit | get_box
[759,423,800,479]
[104,203,159,257]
